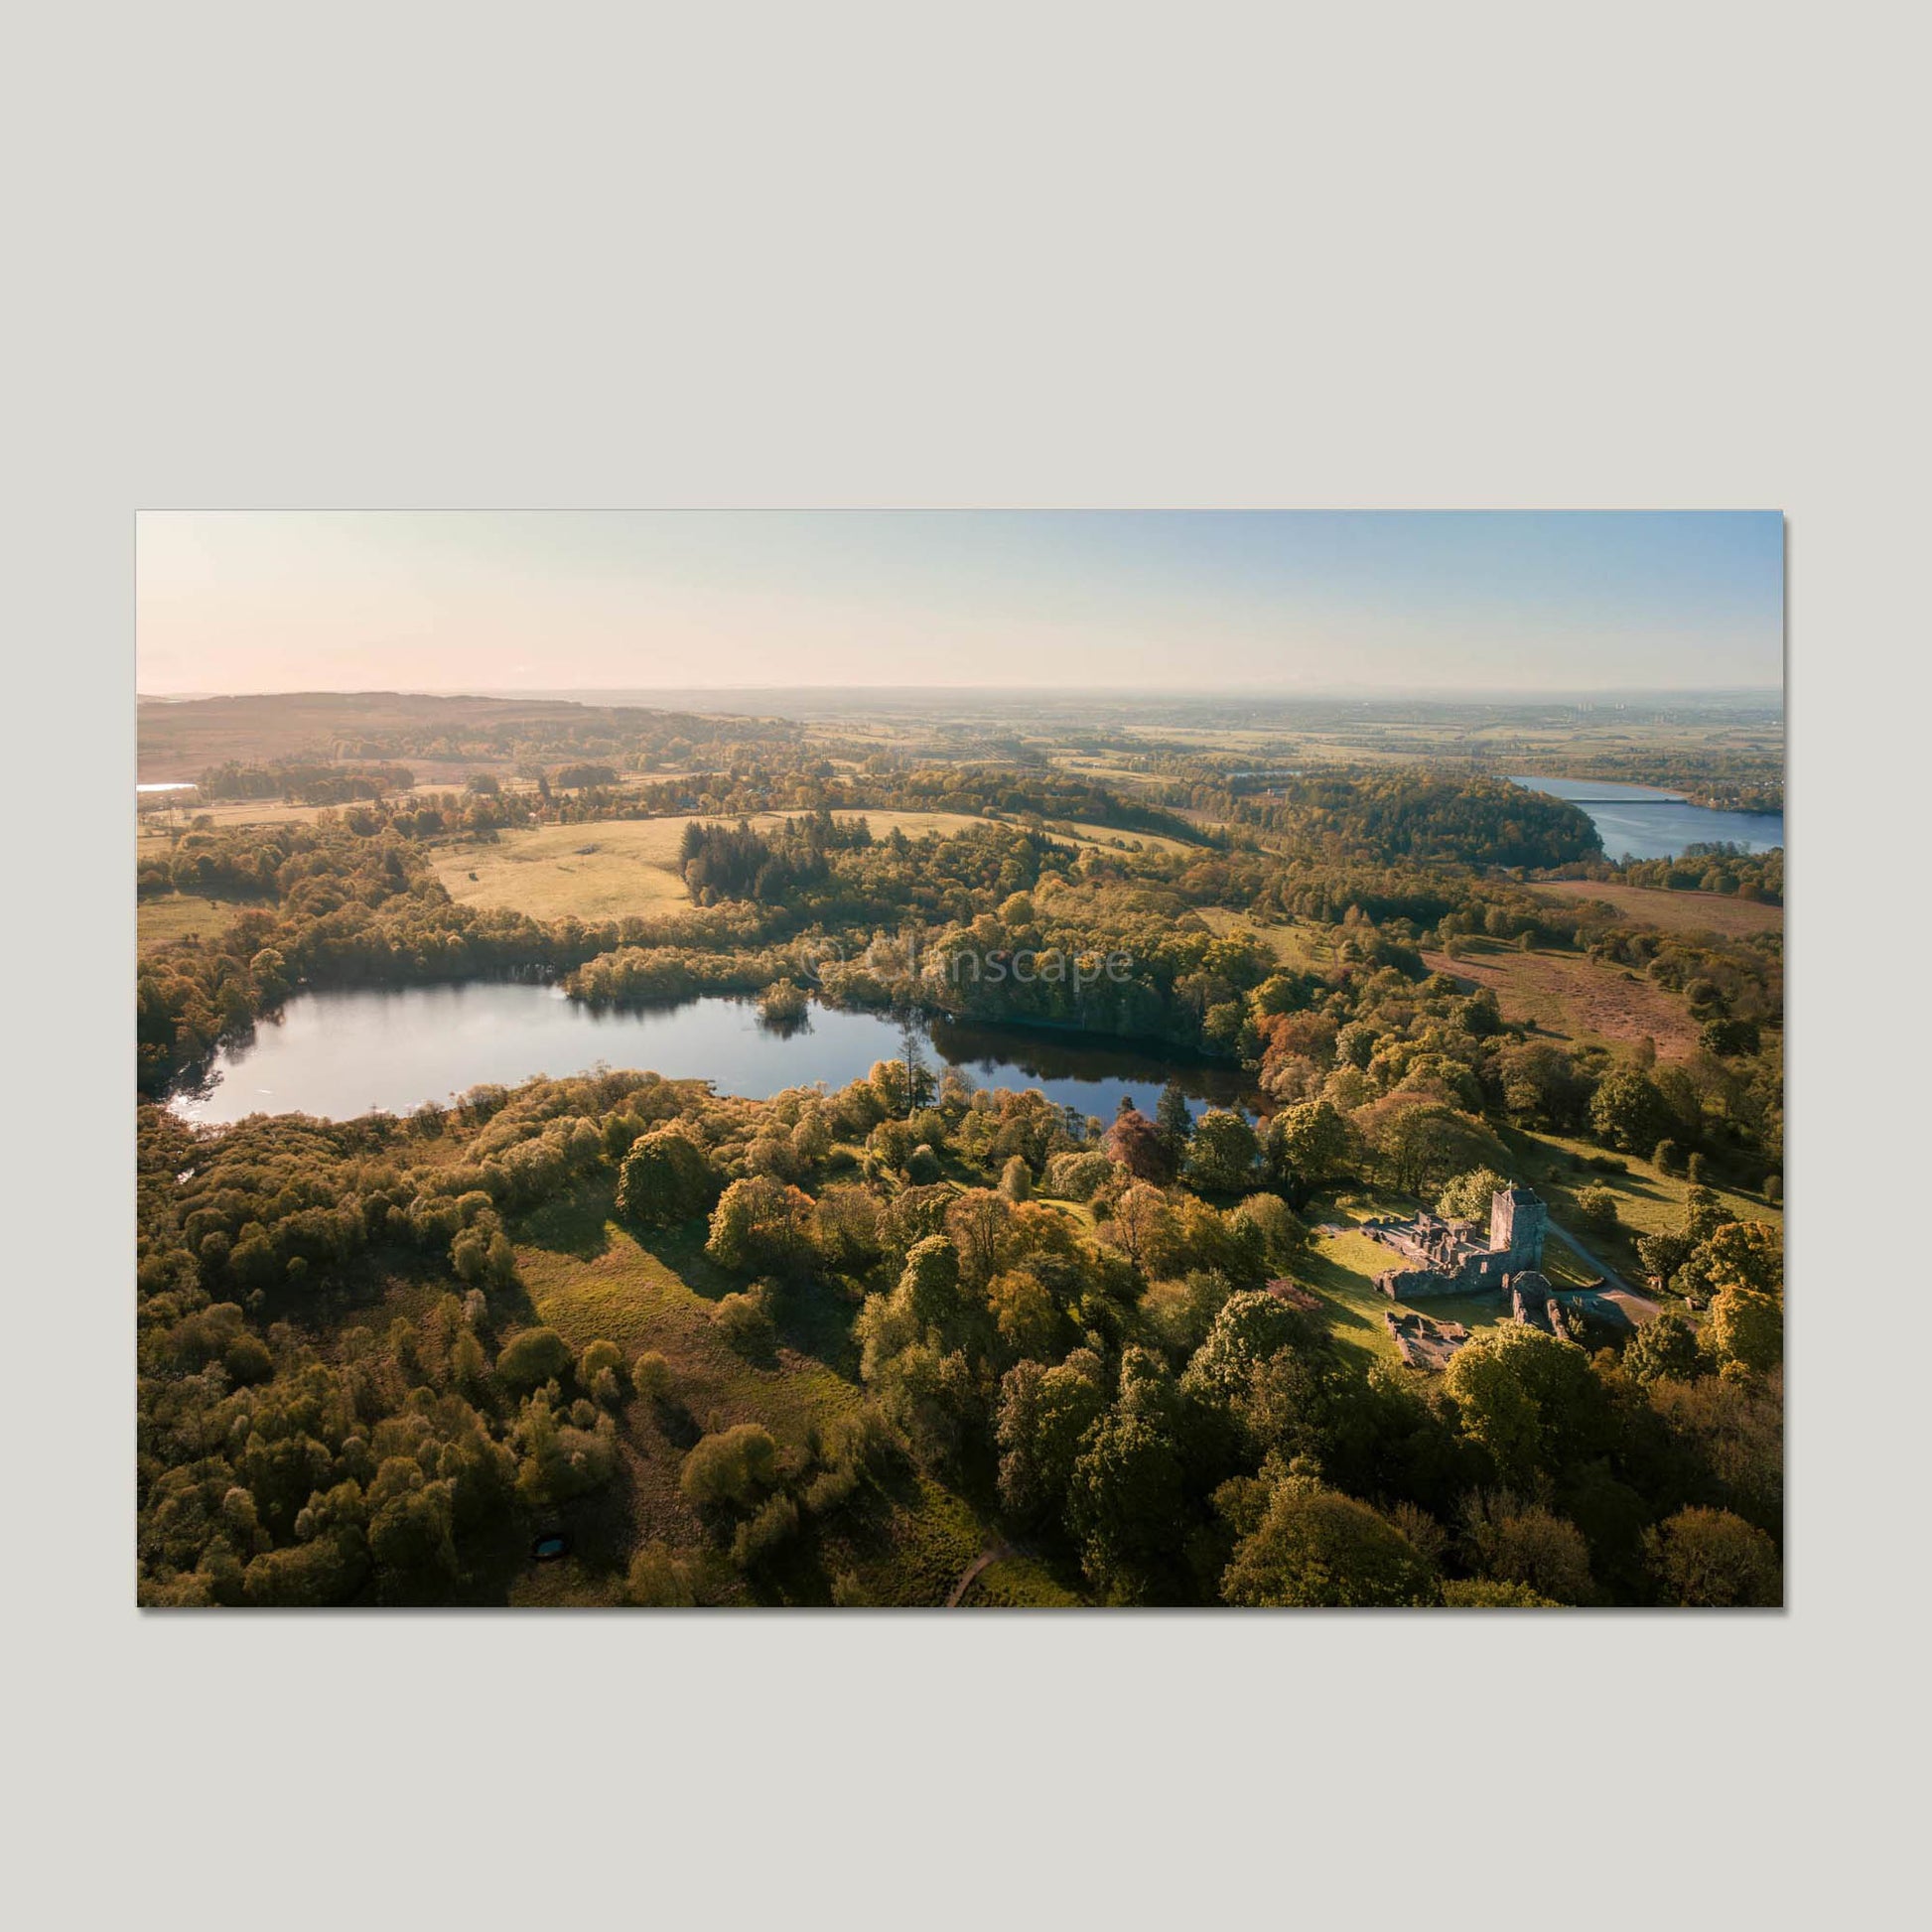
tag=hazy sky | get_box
[137,510,1783,695]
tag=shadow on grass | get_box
[516,1177,618,1261]
[639,1220,739,1303]
[1293,1246,1397,1350]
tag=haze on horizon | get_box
[137,510,1783,698]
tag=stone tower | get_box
[1489,1185,1548,1270]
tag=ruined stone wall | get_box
[1489,1188,1549,1270]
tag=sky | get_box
[136,510,1784,696]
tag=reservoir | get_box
[169,983,1250,1127]
[1509,775,1783,861]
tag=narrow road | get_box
[1549,1221,1661,1321]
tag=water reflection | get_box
[170,982,1254,1127]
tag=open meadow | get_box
[1529,879,1783,937]
[1421,938,1706,1057]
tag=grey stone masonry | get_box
[1369,1184,1550,1299]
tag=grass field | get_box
[1529,879,1783,937]
[1197,908,1336,974]
[142,798,332,830]
[1061,819,1198,856]
[1500,1125,1779,1246]
[435,819,700,920]
[137,894,246,955]
[431,807,1188,922]
[1422,939,1703,1057]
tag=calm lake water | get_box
[1510,774,1784,861]
[170,983,1250,1127]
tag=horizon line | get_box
[137,681,1786,702]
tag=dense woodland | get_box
[137,700,1783,1606]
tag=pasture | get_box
[1529,878,1783,937]
[137,894,245,955]
[430,807,1173,922]
[1421,939,1705,1058]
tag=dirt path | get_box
[946,1541,1019,1607]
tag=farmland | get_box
[1421,939,1706,1057]
[1530,879,1784,937]
[433,808,1196,922]
[137,894,244,956]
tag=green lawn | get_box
[1501,1125,1779,1286]
[1296,1225,1519,1364]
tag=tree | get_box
[1221,1478,1440,1607]
[511,1392,618,1505]
[367,1476,460,1598]
[1227,1191,1308,1267]
[578,1338,624,1405]
[858,1336,979,1476]
[1105,1107,1173,1181]
[1589,1069,1675,1154]
[1681,1220,1782,1373]
[706,1175,813,1277]
[631,1351,674,1403]
[996,1351,1109,1522]
[1701,1017,1760,1057]
[896,1012,932,1117]
[1679,1218,1782,1302]
[1270,1099,1350,1192]
[1103,1181,1177,1275]
[987,1267,1065,1364]
[896,1235,972,1341]
[1180,1289,1309,1412]
[1067,1404,1186,1603]
[1442,1324,1608,1486]
[627,1542,700,1606]
[1648,1370,1784,1533]
[495,1325,573,1391]
[811,1182,884,1272]
[712,1287,777,1359]
[944,1189,1011,1289]
[1360,1097,1504,1197]
[1644,1506,1780,1606]
[999,1154,1033,1202]
[1498,1040,1590,1131]
[1156,1080,1194,1157]
[1710,1284,1782,1375]
[616,1128,720,1226]
[1437,1167,1511,1234]
[1572,1183,1620,1241]
[1182,1109,1260,1195]
[1622,1311,1701,1385]
[855,1237,986,1472]
[732,1493,801,1572]
[1459,1492,1594,1604]
[680,1425,779,1510]
[1441,1579,1557,1607]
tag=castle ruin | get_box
[1363,1184,1635,1358]
[1364,1184,1550,1300]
